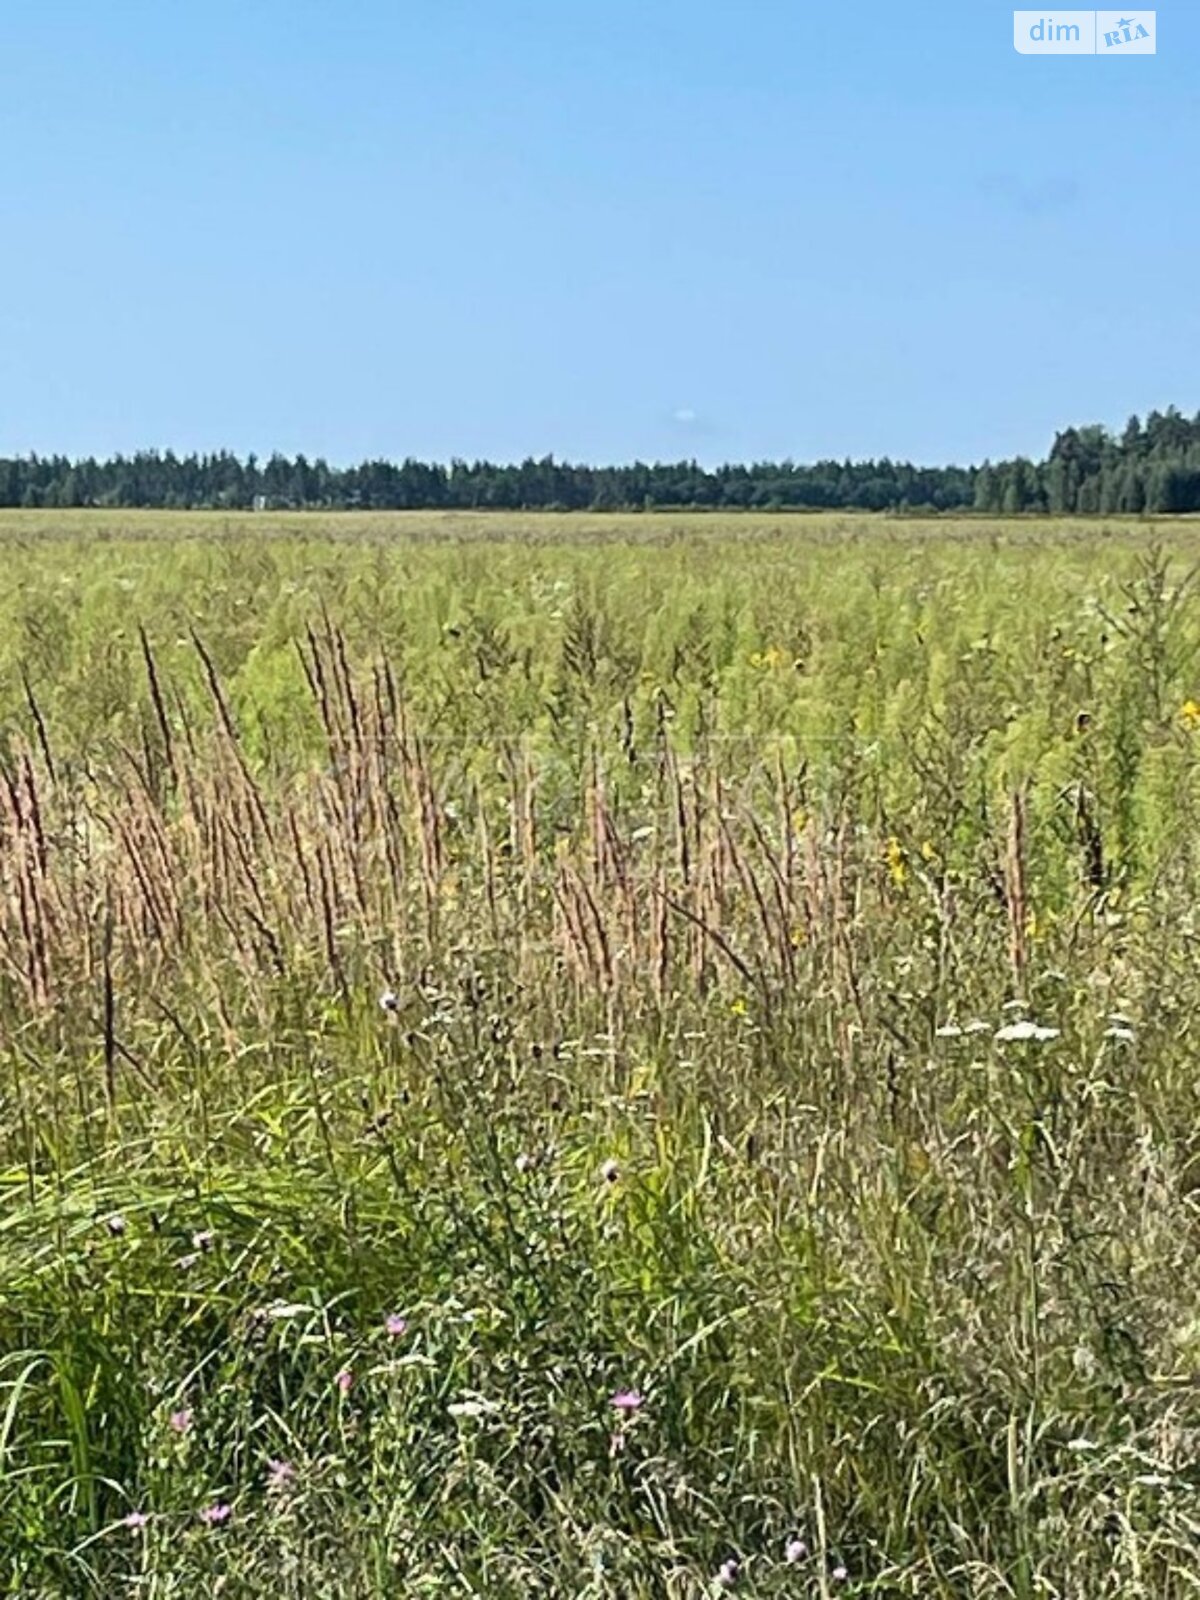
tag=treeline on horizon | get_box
[3,406,1200,514]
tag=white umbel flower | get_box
[995,1020,1060,1043]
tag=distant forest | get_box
[4,407,1200,514]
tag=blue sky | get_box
[0,2,1195,466]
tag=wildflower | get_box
[169,1408,193,1434]
[1104,1024,1135,1042]
[106,1213,127,1237]
[832,1564,849,1583]
[920,839,938,863]
[385,1314,409,1337]
[609,1389,644,1414]
[261,1301,310,1321]
[176,1252,200,1271]
[785,1538,808,1563]
[379,988,400,1013]
[192,1230,215,1253]
[1066,1437,1098,1452]
[935,1024,963,1038]
[716,1558,740,1588]
[751,648,786,669]
[199,1502,232,1526]
[600,1158,620,1184]
[447,1399,492,1418]
[729,997,749,1018]
[335,1368,354,1395]
[1180,699,1200,729]
[994,1020,1060,1043]
[266,1458,296,1494]
[885,835,907,888]
[515,1152,535,1173]
[123,1510,149,1531]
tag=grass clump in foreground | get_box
[0,512,1199,1596]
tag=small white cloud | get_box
[673,407,698,425]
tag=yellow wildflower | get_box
[1181,699,1200,730]
[885,835,907,888]
[749,646,785,670]
[729,997,749,1018]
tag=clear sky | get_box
[0,2,1195,467]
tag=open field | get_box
[2,511,1199,1597]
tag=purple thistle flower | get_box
[335,1367,354,1394]
[385,1314,409,1337]
[609,1389,644,1414]
[785,1537,808,1563]
[831,1564,849,1583]
[169,1408,193,1434]
[716,1558,740,1588]
[176,1252,199,1271]
[199,1502,232,1526]
[122,1510,149,1531]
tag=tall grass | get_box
[1,513,1198,1596]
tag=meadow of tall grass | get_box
[1,511,1198,1597]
